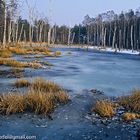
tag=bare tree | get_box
[3,0,7,47]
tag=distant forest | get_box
[0,0,140,51]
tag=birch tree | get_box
[3,0,7,47]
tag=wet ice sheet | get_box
[0,47,140,96]
[42,48,140,96]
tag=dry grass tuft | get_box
[119,90,140,113]
[32,46,51,53]
[0,93,25,115]
[25,90,55,115]
[54,91,69,104]
[0,79,69,116]
[25,90,69,115]
[0,78,69,115]
[123,112,140,121]
[15,79,30,88]
[8,47,29,55]
[54,51,61,57]
[0,58,42,69]
[44,51,54,57]
[31,78,62,93]
[0,49,12,58]
[92,100,116,118]
[0,59,26,67]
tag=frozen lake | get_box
[34,48,140,97]
[0,47,140,140]
[1,47,140,97]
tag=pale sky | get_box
[21,0,140,26]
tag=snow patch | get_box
[86,46,140,55]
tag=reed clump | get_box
[0,58,42,69]
[92,100,116,118]
[0,78,69,116]
[0,49,12,58]
[15,79,30,88]
[119,90,140,113]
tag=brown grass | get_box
[92,100,116,118]
[0,79,69,116]
[54,51,61,57]
[0,58,42,69]
[8,47,29,55]
[32,46,51,53]
[0,45,61,58]
[0,93,25,115]
[44,51,54,57]
[123,112,140,121]
[25,90,69,115]
[119,90,140,113]
[15,79,30,88]
[31,78,62,93]
[0,49,12,58]
[0,59,26,67]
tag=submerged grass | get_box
[0,68,24,78]
[11,68,25,78]
[0,78,69,116]
[54,51,61,57]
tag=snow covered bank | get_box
[52,45,140,55]
[86,46,140,55]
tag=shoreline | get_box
[51,44,140,55]
[0,91,139,140]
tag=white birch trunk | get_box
[68,27,71,45]
[18,24,24,42]
[131,25,134,52]
[3,0,7,47]
[112,27,117,49]
[8,20,12,43]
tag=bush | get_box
[119,90,140,113]
[92,100,116,118]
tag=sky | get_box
[21,0,140,26]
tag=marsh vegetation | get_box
[0,78,69,116]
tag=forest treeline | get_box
[0,0,140,51]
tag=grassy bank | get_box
[0,44,61,58]
[0,58,42,69]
